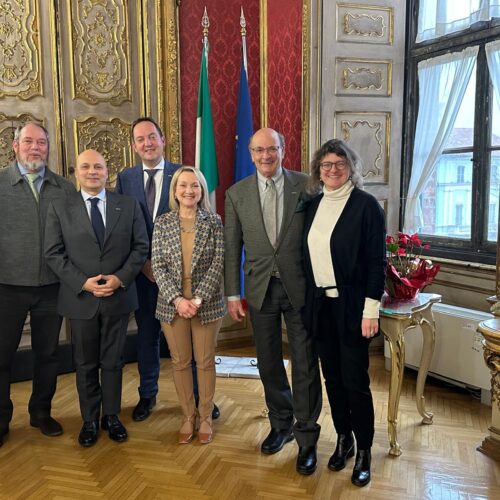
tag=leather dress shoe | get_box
[328,432,355,471]
[101,415,128,442]
[212,403,220,420]
[296,445,317,475]
[0,426,8,447]
[351,449,371,487]
[261,428,294,454]
[78,421,99,447]
[132,396,156,421]
[30,416,63,437]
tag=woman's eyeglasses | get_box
[319,160,347,171]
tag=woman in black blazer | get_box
[303,139,386,487]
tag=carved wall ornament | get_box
[483,345,500,411]
[165,16,181,163]
[70,0,131,105]
[0,0,42,99]
[336,4,394,45]
[335,111,390,183]
[336,58,392,97]
[0,112,45,168]
[76,117,132,186]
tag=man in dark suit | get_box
[224,128,322,475]
[0,122,75,448]
[45,149,148,447]
[116,117,220,421]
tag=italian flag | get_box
[195,43,219,211]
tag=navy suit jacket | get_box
[115,161,181,254]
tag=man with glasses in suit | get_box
[224,127,322,475]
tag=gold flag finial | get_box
[202,6,210,38]
[240,7,247,36]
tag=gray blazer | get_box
[0,162,75,286]
[44,190,149,319]
[224,169,309,311]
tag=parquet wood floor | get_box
[0,347,499,499]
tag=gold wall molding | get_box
[335,111,390,183]
[75,117,132,186]
[301,0,310,172]
[259,0,268,128]
[69,0,131,105]
[335,57,393,97]
[159,1,181,163]
[336,3,394,45]
[0,0,42,99]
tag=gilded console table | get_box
[380,292,442,456]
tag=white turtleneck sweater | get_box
[307,180,380,319]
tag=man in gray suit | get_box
[224,127,322,475]
[45,149,148,447]
[0,122,75,447]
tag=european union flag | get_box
[234,54,254,297]
[234,59,254,182]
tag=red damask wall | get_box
[266,0,303,172]
[179,0,303,212]
[179,1,261,211]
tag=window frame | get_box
[402,1,500,265]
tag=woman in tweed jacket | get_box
[152,167,225,444]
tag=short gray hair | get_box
[13,122,49,143]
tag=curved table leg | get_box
[381,318,407,457]
[414,309,435,424]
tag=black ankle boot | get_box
[351,448,371,487]
[327,432,355,471]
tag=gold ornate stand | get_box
[477,317,500,460]
[380,292,442,456]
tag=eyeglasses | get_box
[319,160,348,171]
[250,146,281,155]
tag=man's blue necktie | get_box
[89,197,105,248]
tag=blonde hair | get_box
[169,166,211,212]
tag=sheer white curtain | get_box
[417,0,500,42]
[486,40,500,107]
[403,46,478,233]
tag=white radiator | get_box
[383,303,493,404]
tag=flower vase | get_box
[384,274,420,300]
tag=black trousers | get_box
[316,297,374,449]
[71,312,128,421]
[249,277,322,447]
[0,283,62,426]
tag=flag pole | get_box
[196,7,219,211]
[240,7,248,73]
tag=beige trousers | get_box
[161,316,221,419]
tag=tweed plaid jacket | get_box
[151,208,226,324]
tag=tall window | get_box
[404,1,500,263]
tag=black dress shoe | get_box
[212,403,220,420]
[78,421,99,447]
[0,426,8,447]
[328,432,355,471]
[261,428,294,454]
[101,415,128,442]
[296,446,317,475]
[132,397,156,421]
[351,449,371,487]
[30,416,63,437]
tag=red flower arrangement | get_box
[385,232,440,300]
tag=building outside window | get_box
[404,0,500,263]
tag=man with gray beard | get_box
[0,122,75,447]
